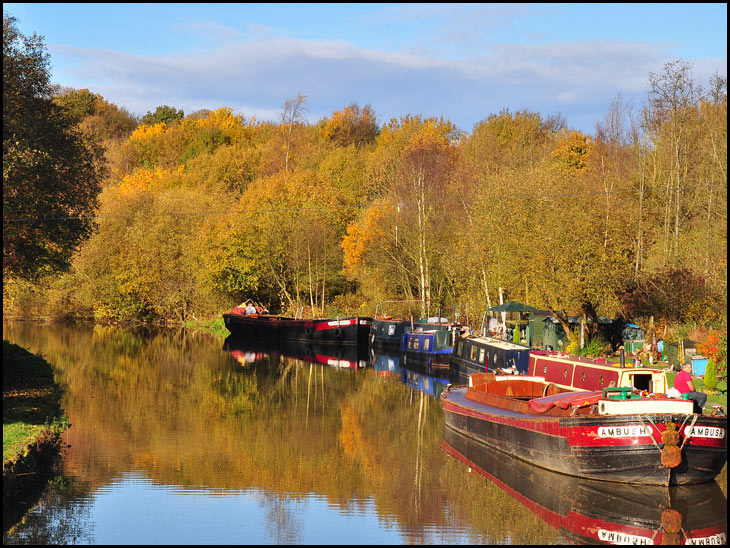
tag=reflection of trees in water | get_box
[260,492,304,544]
[2,321,563,543]
[3,477,95,545]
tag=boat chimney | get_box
[619,347,625,368]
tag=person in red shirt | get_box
[673,362,707,414]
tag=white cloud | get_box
[49,35,725,133]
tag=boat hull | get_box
[441,386,727,485]
[223,314,372,347]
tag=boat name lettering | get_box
[597,530,652,544]
[685,533,727,545]
[685,426,726,439]
[327,320,353,327]
[597,425,652,438]
[598,529,654,545]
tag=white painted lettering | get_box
[685,426,726,439]
[598,425,652,438]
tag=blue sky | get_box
[5,3,727,134]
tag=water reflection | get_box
[223,335,368,369]
[7,321,559,544]
[442,426,728,545]
[2,320,723,545]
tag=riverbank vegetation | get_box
[3,341,67,509]
[3,14,727,343]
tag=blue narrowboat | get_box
[450,333,531,384]
[401,325,460,375]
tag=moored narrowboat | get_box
[450,333,531,383]
[370,316,453,353]
[440,373,727,485]
[401,324,461,374]
[526,350,670,393]
[223,307,372,348]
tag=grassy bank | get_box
[3,340,67,509]
[665,370,727,410]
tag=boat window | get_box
[388,324,396,336]
[424,338,431,351]
[631,373,652,392]
[470,345,478,361]
[457,341,464,356]
[479,348,486,364]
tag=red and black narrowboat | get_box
[223,306,372,348]
[440,373,727,485]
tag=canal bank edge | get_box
[3,340,68,510]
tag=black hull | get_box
[224,314,372,347]
[442,426,728,544]
[449,357,484,385]
[441,387,727,485]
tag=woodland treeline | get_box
[3,13,727,330]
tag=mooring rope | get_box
[638,414,662,451]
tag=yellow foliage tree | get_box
[551,129,593,171]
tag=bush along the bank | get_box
[3,341,68,509]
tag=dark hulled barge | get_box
[223,307,372,348]
[440,373,727,485]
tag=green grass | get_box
[3,341,67,463]
[665,370,727,408]
[184,315,230,338]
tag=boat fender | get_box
[661,508,683,535]
[660,422,682,468]
[334,327,343,339]
[305,327,313,337]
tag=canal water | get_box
[3,321,727,545]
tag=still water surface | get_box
[3,321,727,545]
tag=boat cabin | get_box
[454,335,531,372]
[527,351,668,394]
[402,328,455,354]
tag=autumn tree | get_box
[3,12,105,277]
[281,92,308,173]
[321,103,378,148]
[343,116,459,316]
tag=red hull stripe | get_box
[441,396,726,449]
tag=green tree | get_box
[141,104,184,126]
[54,87,138,143]
[3,12,105,277]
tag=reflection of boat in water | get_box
[441,373,727,485]
[400,367,450,400]
[442,426,728,545]
[223,336,368,369]
[371,352,401,377]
